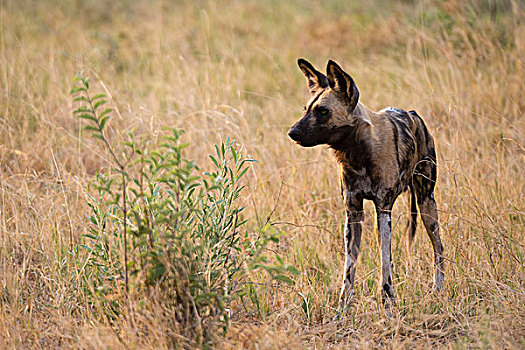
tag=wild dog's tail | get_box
[406,182,418,246]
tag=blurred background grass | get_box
[1,0,524,348]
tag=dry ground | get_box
[1,0,524,348]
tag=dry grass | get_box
[1,0,524,348]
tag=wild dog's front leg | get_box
[376,206,395,309]
[418,197,444,290]
[339,203,364,307]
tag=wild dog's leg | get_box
[414,158,445,290]
[418,196,444,289]
[376,204,395,307]
[406,182,418,247]
[339,200,364,307]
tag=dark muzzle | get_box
[287,127,302,142]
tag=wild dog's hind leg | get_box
[339,200,364,307]
[406,182,418,247]
[375,204,395,308]
[414,157,444,290]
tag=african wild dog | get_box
[288,58,444,310]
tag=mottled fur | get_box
[288,59,444,310]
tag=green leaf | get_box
[99,108,113,117]
[146,262,166,283]
[73,107,93,114]
[231,147,237,163]
[73,96,88,102]
[83,125,101,133]
[286,266,300,275]
[99,115,110,130]
[93,99,107,110]
[83,233,100,240]
[209,155,219,169]
[77,114,98,123]
[79,244,93,252]
[70,86,87,94]
[237,167,249,180]
[91,93,106,101]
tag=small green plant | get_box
[70,73,296,346]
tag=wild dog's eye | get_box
[303,106,306,111]
[315,106,331,119]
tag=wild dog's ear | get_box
[298,58,329,94]
[326,60,360,112]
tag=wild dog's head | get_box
[288,59,370,147]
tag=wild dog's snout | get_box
[287,127,301,141]
[288,117,320,147]
[288,119,312,146]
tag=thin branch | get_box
[85,88,124,170]
[264,181,284,227]
[270,221,332,234]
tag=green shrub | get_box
[70,73,296,346]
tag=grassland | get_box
[1,0,524,348]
